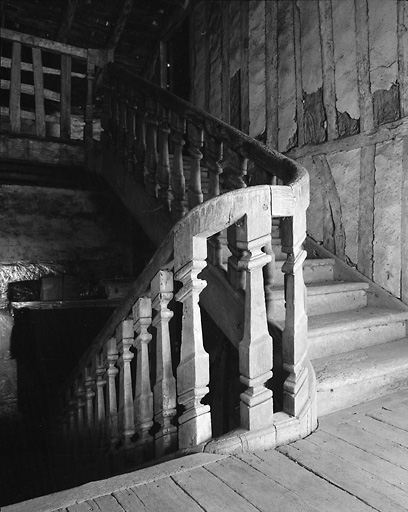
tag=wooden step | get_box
[274,258,335,286]
[314,338,408,416]
[308,307,408,360]
[272,281,370,321]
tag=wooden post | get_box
[9,41,21,134]
[84,365,95,434]
[227,224,246,290]
[75,379,86,438]
[84,50,96,151]
[134,95,146,184]
[60,54,72,139]
[94,352,106,446]
[116,318,135,464]
[235,209,274,431]
[225,151,248,190]
[151,270,178,457]
[281,206,309,417]
[157,106,171,210]
[104,337,119,449]
[32,48,46,138]
[133,297,154,462]
[126,88,137,176]
[187,123,204,208]
[170,111,186,221]
[145,97,159,197]
[174,237,212,448]
[117,83,128,166]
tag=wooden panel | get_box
[357,144,375,278]
[1,79,60,102]
[221,1,230,123]
[240,0,249,135]
[32,48,46,138]
[402,135,408,304]
[265,0,278,148]
[0,57,85,78]
[9,41,21,134]
[60,54,72,139]
[398,0,408,116]
[293,1,304,146]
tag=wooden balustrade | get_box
[51,62,314,475]
[0,28,112,144]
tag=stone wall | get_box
[189,0,408,304]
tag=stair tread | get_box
[309,307,408,337]
[272,280,369,296]
[314,338,408,386]
[275,257,335,269]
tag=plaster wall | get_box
[190,0,408,304]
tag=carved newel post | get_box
[235,194,274,431]
[151,270,178,456]
[174,235,212,448]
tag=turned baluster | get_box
[187,123,204,208]
[104,337,119,449]
[263,239,277,324]
[145,97,159,197]
[157,106,171,210]
[227,224,246,290]
[94,352,106,444]
[151,270,177,457]
[75,378,86,438]
[225,150,248,190]
[174,237,212,448]
[281,208,309,419]
[205,136,224,267]
[67,388,77,440]
[132,297,154,462]
[84,366,95,434]
[235,204,274,430]
[100,82,113,148]
[117,318,135,464]
[134,97,146,184]
[170,111,186,221]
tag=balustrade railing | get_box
[51,61,315,476]
[0,28,111,147]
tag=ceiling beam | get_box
[106,0,134,50]
[56,0,79,43]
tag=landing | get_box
[5,390,408,511]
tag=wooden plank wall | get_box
[190,0,408,304]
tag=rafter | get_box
[106,0,134,50]
[56,0,79,43]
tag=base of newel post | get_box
[282,362,309,417]
[240,386,273,432]
[178,405,212,449]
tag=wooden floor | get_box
[5,390,408,512]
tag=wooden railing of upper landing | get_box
[49,62,317,477]
[0,28,112,164]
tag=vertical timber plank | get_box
[398,0,408,117]
[358,145,376,278]
[60,54,72,139]
[402,136,408,304]
[355,0,374,132]
[203,1,210,113]
[265,0,278,148]
[9,41,21,134]
[221,1,230,124]
[318,0,338,141]
[32,48,46,138]
[240,0,249,134]
[293,1,304,146]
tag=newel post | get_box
[236,195,274,431]
[281,196,309,418]
[174,236,212,448]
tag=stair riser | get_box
[273,263,334,286]
[317,369,408,416]
[308,321,407,360]
[273,289,368,321]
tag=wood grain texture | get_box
[31,48,46,138]
[240,0,249,135]
[221,1,230,124]
[60,54,72,140]
[56,0,79,43]
[293,1,304,146]
[354,0,374,132]
[318,0,338,141]
[9,41,21,134]
[265,0,278,148]
[402,136,408,304]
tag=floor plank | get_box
[205,455,321,512]
[112,489,146,510]
[344,413,408,448]
[129,477,204,512]
[368,405,408,432]
[171,466,259,512]
[237,451,374,512]
[91,495,125,512]
[279,439,408,512]
[322,419,408,470]
[306,429,408,491]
